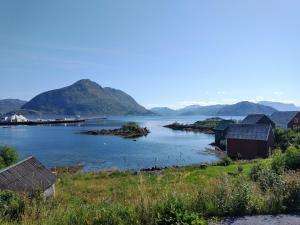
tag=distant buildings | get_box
[0,156,56,198]
[0,114,28,122]
[215,111,300,159]
[270,111,300,129]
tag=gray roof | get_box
[215,120,234,131]
[270,111,299,128]
[226,124,272,141]
[0,156,56,193]
[241,114,266,124]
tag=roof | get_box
[0,156,56,193]
[215,120,234,131]
[270,111,300,128]
[226,124,272,141]
[241,114,266,124]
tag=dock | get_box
[0,119,85,126]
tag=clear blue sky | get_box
[0,0,299,109]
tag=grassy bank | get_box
[1,160,299,225]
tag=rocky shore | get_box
[80,122,150,138]
[164,122,215,134]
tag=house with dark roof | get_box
[225,124,274,159]
[241,114,275,128]
[0,156,56,198]
[214,120,235,149]
[270,111,300,129]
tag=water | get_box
[0,115,240,171]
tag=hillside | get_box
[179,105,225,116]
[217,101,277,116]
[0,99,27,114]
[150,107,177,116]
[259,101,300,111]
[21,79,151,116]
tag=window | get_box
[294,117,299,123]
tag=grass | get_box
[2,159,269,225]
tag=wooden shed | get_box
[241,114,275,128]
[214,120,235,150]
[225,124,274,159]
[270,111,300,129]
[0,156,56,198]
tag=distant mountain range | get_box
[2,81,299,117]
[151,101,279,116]
[19,79,152,116]
[258,101,300,111]
[0,99,27,114]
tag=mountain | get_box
[216,101,277,116]
[21,79,152,116]
[150,107,177,116]
[0,99,27,114]
[179,105,225,116]
[259,101,300,111]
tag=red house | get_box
[270,111,300,129]
[225,124,274,159]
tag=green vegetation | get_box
[0,145,19,169]
[274,128,300,151]
[21,79,151,116]
[0,158,297,225]
[1,128,300,224]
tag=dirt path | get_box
[209,215,300,225]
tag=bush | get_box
[0,190,24,221]
[272,150,286,174]
[0,145,19,169]
[284,180,300,213]
[122,122,140,131]
[229,178,252,216]
[155,198,206,225]
[217,156,232,166]
[250,163,282,192]
[285,146,300,170]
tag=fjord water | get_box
[0,116,236,171]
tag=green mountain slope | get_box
[21,79,151,116]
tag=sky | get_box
[0,0,299,109]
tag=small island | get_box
[164,117,231,134]
[80,122,150,138]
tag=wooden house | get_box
[225,124,274,159]
[0,156,56,198]
[241,114,275,128]
[270,111,300,129]
[214,120,235,149]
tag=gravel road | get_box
[209,215,300,225]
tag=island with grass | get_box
[80,122,150,138]
[164,117,234,134]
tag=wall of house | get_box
[43,184,55,198]
[227,139,271,159]
[288,112,300,129]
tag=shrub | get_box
[155,198,206,225]
[122,122,140,131]
[285,146,300,170]
[284,180,300,213]
[217,156,232,166]
[0,190,24,221]
[229,178,252,216]
[0,145,19,169]
[250,163,265,182]
[250,163,283,192]
[272,150,286,174]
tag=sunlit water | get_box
[0,115,241,171]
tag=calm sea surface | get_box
[0,115,242,171]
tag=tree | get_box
[0,145,19,169]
